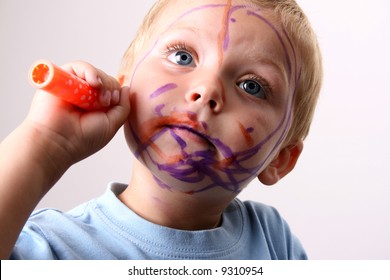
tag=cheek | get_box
[123,121,135,152]
[123,91,149,156]
[230,109,287,168]
[235,112,273,147]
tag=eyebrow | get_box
[163,25,202,36]
[246,10,293,82]
[250,54,288,84]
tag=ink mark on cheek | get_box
[170,129,188,150]
[238,122,254,147]
[155,104,165,116]
[131,4,298,195]
[149,83,178,99]
[138,109,287,194]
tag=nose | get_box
[185,75,225,113]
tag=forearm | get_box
[0,123,70,259]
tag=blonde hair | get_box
[119,0,323,145]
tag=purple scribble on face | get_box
[150,83,178,99]
[167,4,226,28]
[155,104,165,116]
[135,110,277,193]
[129,3,301,195]
[221,5,248,52]
[247,10,293,82]
[282,26,300,85]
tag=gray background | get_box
[1,0,389,259]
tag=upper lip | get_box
[140,111,213,148]
[158,111,208,136]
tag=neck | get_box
[119,160,235,230]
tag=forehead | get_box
[156,0,271,30]
[152,0,284,50]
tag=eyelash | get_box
[164,41,192,55]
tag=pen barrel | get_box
[29,60,101,110]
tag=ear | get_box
[258,140,304,186]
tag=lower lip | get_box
[170,127,209,145]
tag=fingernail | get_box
[100,90,110,106]
[105,90,112,105]
[112,90,120,104]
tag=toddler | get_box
[0,0,322,259]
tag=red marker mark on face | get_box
[128,3,300,195]
[136,111,208,163]
[214,156,235,170]
[185,190,195,195]
[238,122,254,147]
[217,0,232,66]
[141,111,203,140]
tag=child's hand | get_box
[0,62,130,258]
[25,61,131,172]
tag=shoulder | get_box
[236,199,289,239]
[11,187,116,260]
[11,201,94,259]
[233,199,308,260]
[238,199,285,227]
[11,183,129,259]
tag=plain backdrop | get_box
[1,0,389,260]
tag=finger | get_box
[96,72,121,107]
[107,76,121,105]
[61,61,121,108]
[111,89,120,105]
[62,61,104,88]
[105,86,131,133]
[84,67,103,88]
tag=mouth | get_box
[167,124,212,147]
[136,111,221,161]
[141,111,210,144]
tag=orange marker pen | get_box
[29,60,102,110]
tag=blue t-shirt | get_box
[11,183,307,260]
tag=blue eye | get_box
[168,51,194,66]
[239,79,266,99]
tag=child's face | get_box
[124,0,299,195]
